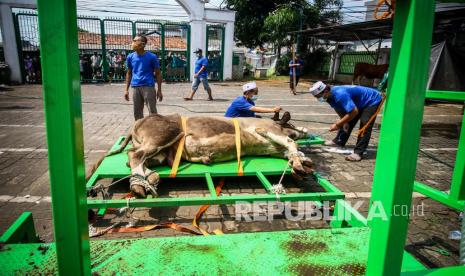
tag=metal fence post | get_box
[161,23,166,80]
[100,19,107,81]
[366,0,435,274]
[36,0,90,274]
[220,25,225,81]
[449,112,465,201]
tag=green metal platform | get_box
[86,135,339,209]
[0,227,425,275]
[87,135,325,181]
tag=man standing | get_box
[90,51,101,79]
[309,81,382,161]
[124,35,163,120]
[289,54,303,95]
[225,82,281,118]
[184,48,213,101]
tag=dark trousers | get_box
[333,104,379,155]
[289,75,300,89]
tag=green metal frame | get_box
[2,0,464,274]
[206,24,225,81]
[0,212,39,244]
[85,136,342,210]
[412,85,465,212]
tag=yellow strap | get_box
[169,116,187,178]
[232,119,244,176]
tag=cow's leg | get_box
[127,149,160,198]
[255,128,313,177]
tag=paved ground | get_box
[0,80,463,268]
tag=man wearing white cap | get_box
[309,81,382,161]
[225,82,281,118]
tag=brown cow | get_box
[352,63,388,85]
[103,113,313,198]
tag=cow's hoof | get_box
[129,174,158,199]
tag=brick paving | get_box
[0,81,463,268]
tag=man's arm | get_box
[124,69,132,101]
[195,65,206,77]
[155,68,162,102]
[250,106,281,113]
[330,107,359,131]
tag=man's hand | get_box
[194,73,199,78]
[273,106,282,113]
[124,91,129,101]
[157,90,163,102]
[330,123,340,132]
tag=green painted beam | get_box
[204,173,217,198]
[449,113,465,201]
[331,199,367,228]
[366,1,436,275]
[0,212,39,244]
[414,181,465,211]
[256,171,274,193]
[401,266,465,275]
[36,0,90,274]
[87,192,344,209]
[425,90,465,101]
[313,172,344,194]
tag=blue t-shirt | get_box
[328,85,382,113]
[195,56,208,78]
[289,59,303,76]
[224,96,256,118]
[126,51,160,87]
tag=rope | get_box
[169,116,187,178]
[358,92,386,137]
[232,119,244,176]
[272,161,290,201]
[192,178,226,235]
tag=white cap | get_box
[242,81,257,92]
[309,81,327,96]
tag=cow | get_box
[97,113,314,198]
[352,63,388,85]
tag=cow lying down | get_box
[104,113,314,198]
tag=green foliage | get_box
[225,0,342,48]
[263,6,300,48]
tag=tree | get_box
[225,0,342,50]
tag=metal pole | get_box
[366,0,435,274]
[450,112,465,201]
[36,0,90,274]
[291,43,296,94]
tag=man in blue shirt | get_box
[184,48,213,101]
[310,81,382,161]
[124,35,163,120]
[225,82,281,118]
[289,55,303,95]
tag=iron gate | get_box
[164,23,190,82]
[14,11,190,83]
[206,25,224,81]
[78,16,105,82]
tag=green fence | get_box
[206,25,224,81]
[337,51,377,74]
[14,11,191,83]
[164,23,190,82]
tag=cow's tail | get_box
[85,132,132,182]
[107,132,132,157]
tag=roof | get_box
[291,7,465,42]
[77,32,188,50]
